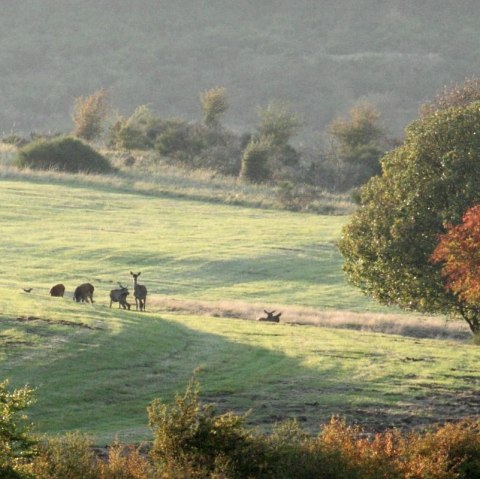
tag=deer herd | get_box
[39,272,282,321]
[47,272,148,312]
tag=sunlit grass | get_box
[0,146,356,215]
[0,176,478,445]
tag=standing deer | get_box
[73,283,95,303]
[49,283,65,297]
[257,310,282,322]
[109,283,131,310]
[130,272,147,311]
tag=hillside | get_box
[1,0,479,142]
[0,178,478,444]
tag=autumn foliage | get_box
[430,205,480,304]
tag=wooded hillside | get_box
[1,0,479,142]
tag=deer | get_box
[49,283,65,297]
[109,283,131,310]
[130,272,147,311]
[257,310,282,323]
[73,283,95,303]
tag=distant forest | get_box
[1,0,480,144]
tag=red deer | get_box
[130,272,147,311]
[49,283,65,297]
[257,310,282,322]
[110,283,131,310]
[73,283,94,303]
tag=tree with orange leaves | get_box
[431,205,480,308]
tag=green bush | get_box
[0,381,36,479]
[155,120,207,161]
[14,136,113,174]
[108,106,163,150]
[147,377,270,478]
[239,136,273,182]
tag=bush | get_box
[108,106,163,150]
[0,381,36,479]
[14,136,113,174]
[72,89,108,141]
[155,120,207,161]
[30,432,99,479]
[147,377,270,479]
[239,136,273,183]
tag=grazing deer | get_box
[257,310,282,323]
[130,271,147,311]
[109,283,131,310]
[49,283,65,297]
[73,283,95,303]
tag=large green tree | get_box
[339,101,480,334]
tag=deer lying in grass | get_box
[110,283,131,310]
[257,310,282,322]
[73,283,94,303]
[49,283,65,297]
[130,272,147,311]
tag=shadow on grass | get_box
[3,308,478,443]
[157,247,372,310]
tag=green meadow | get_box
[1,178,479,444]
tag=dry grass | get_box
[0,145,356,215]
[149,296,471,341]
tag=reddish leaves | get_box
[431,205,480,303]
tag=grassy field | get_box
[0,177,479,444]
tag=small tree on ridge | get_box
[72,89,108,141]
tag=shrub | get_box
[30,432,99,479]
[108,106,163,150]
[200,87,229,128]
[0,381,36,479]
[239,136,273,183]
[147,377,270,478]
[155,120,207,161]
[14,136,113,174]
[72,89,108,141]
[98,442,154,479]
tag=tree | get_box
[256,100,300,147]
[430,205,480,315]
[327,101,385,189]
[199,87,229,128]
[72,89,108,141]
[0,381,36,478]
[339,100,480,335]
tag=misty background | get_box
[1,0,479,144]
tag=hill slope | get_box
[1,0,479,141]
[0,178,479,443]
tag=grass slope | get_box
[0,178,479,443]
[0,179,366,310]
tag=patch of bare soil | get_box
[150,297,471,341]
[203,386,480,434]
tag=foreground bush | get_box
[0,381,35,479]
[14,136,113,174]
[2,378,480,478]
[148,377,270,478]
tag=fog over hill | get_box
[1,0,479,143]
